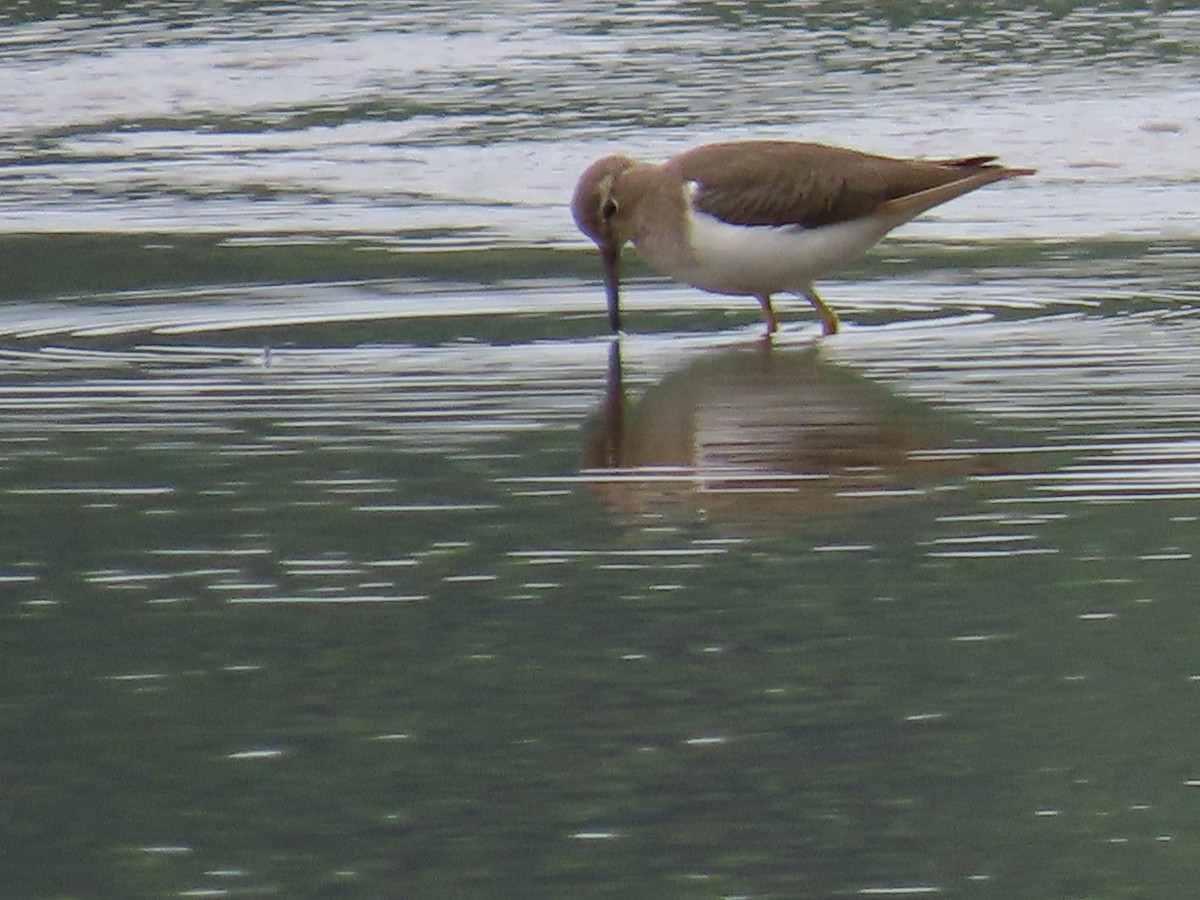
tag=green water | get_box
[3,2,1200,898]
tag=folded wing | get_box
[678,141,1027,229]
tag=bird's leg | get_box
[755,294,779,334]
[805,288,840,336]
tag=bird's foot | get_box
[756,294,779,336]
[806,289,840,336]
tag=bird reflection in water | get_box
[581,339,991,525]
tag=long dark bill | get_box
[601,242,622,332]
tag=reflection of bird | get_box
[581,341,985,524]
[571,141,1034,335]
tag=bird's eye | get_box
[601,198,618,219]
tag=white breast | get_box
[667,187,895,297]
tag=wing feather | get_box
[676,141,1020,229]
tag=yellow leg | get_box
[756,294,779,334]
[805,288,840,336]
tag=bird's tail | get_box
[876,165,1034,224]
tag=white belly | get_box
[657,207,893,298]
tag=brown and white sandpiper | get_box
[571,140,1034,335]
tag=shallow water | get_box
[3,3,1200,898]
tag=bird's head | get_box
[571,154,636,332]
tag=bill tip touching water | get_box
[571,140,1035,336]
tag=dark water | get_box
[3,3,1200,898]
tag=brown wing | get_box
[676,141,1013,229]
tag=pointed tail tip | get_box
[943,156,1035,172]
[941,156,1036,179]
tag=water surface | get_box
[3,3,1200,898]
